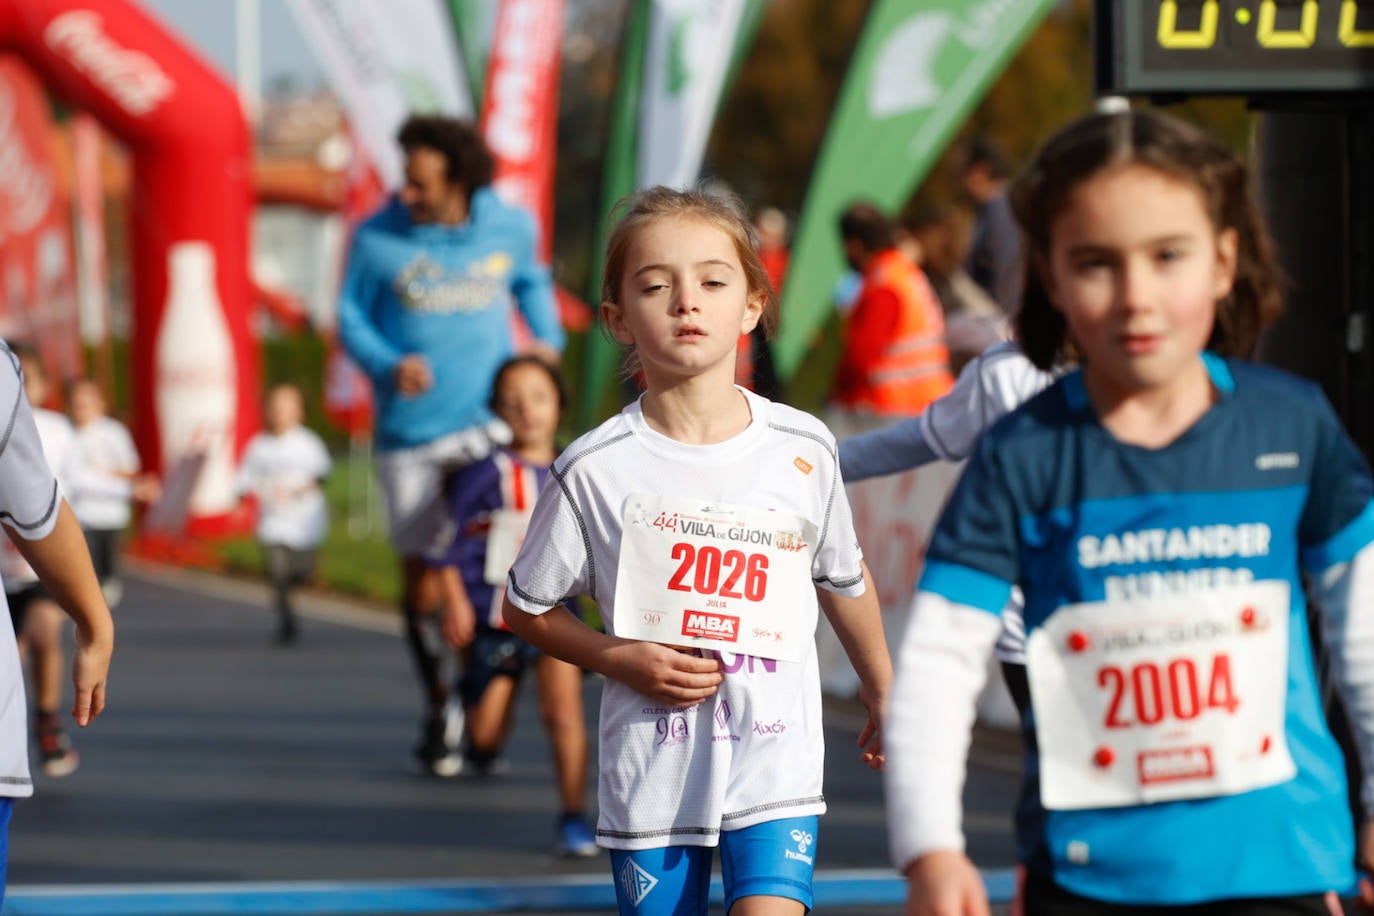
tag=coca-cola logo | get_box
[0,81,54,238]
[45,11,175,116]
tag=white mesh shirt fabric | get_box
[918,340,1055,463]
[508,389,865,849]
[0,344,62,797]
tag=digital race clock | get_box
[1095,0,1374,96]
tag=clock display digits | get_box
[1257,0,1319,49]
[1158,0,1220,49]
[1340,0,1374,47]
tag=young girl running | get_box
[887,108,1374,914]
[504,186,891,915]
[430,355,598,857]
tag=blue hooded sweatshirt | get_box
[338,188,564,449]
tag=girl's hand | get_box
[441,596,476,648]
[857,682,887,770]
[604,640,722,706]
[904,851,990,916]
[71,621,113,727]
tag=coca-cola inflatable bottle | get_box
[154,241,238,520]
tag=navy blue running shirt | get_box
[919,353,1374,904]
[429,449,551,629]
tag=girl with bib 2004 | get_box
[886,108,1374,915]
[504,187,891,916]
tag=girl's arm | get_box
[1309,540,1374,885]
[6,500,113,727]
[438,565,476,648]
[839,418,938,482]
[503,598,722,707]
[885,591,1001,916]
[816,560,892,769]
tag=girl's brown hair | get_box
[1011,108,1284,371]
[600,185,779,339]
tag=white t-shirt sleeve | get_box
[507,474,589,614]
[920,342,1052,462]
[885,592,1002,869]
[0,356,59,542]
[305,430,332,480]
[113,420,140,473]
[813,434,866,597]
[1310,539,1374,808]
[233,437,263,498]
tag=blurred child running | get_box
[504,186,891,916]
[67,377,159,608]
[887,108,1374,915]
[233,384,332,644]
[429,354,598,857]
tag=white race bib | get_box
[484,509,532,587]
[1027,580,1295,810]
[613,493,817,661]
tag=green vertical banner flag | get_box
[575,0,768,429]
[772,0,1057,380]
[446,0,501,112]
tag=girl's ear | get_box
[602,301,635,345]
[1213,227,1239,302]
[740,290,765,335]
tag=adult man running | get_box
[339,115,564,776]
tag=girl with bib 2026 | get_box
[503,187,892,916]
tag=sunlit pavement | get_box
[5,562,1020,914]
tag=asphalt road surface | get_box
[5,563,1021,915]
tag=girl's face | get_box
[70,382,105,427]
[1043,163,1238,403]
[19,355,47,408]
[493,363,560,451]
[265,388,303,434]
[604,216,764,387]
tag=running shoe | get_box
[464,751,510,777]
[35,718,78,778]
[554,813,600,858]
[414,716,462,777]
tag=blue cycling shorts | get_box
[0,797,13,909]
[609,815,818,915]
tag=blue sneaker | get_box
[554,813,599,858]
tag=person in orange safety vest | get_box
[831,202,953,416]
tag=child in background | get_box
[67,377,159,608]
[430,355,598,857]
[4,347,83,777]
[0,341,113,907]
[888,108,1374,914]
[504,186,891,915]
[234,384,332,644]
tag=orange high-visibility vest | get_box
[837,250,953,415]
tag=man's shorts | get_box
[7,582,50,636]
[609,815,819,915]
[456,627,542,708]
[375,422,509,556]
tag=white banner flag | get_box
[286,0,472,189]
[636,0,753,190]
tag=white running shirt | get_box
[234,426,332,550]
[0,346,63,797]
[507,389,866,850]
[69,415,139,531]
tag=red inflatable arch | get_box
[0,0,255,534]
